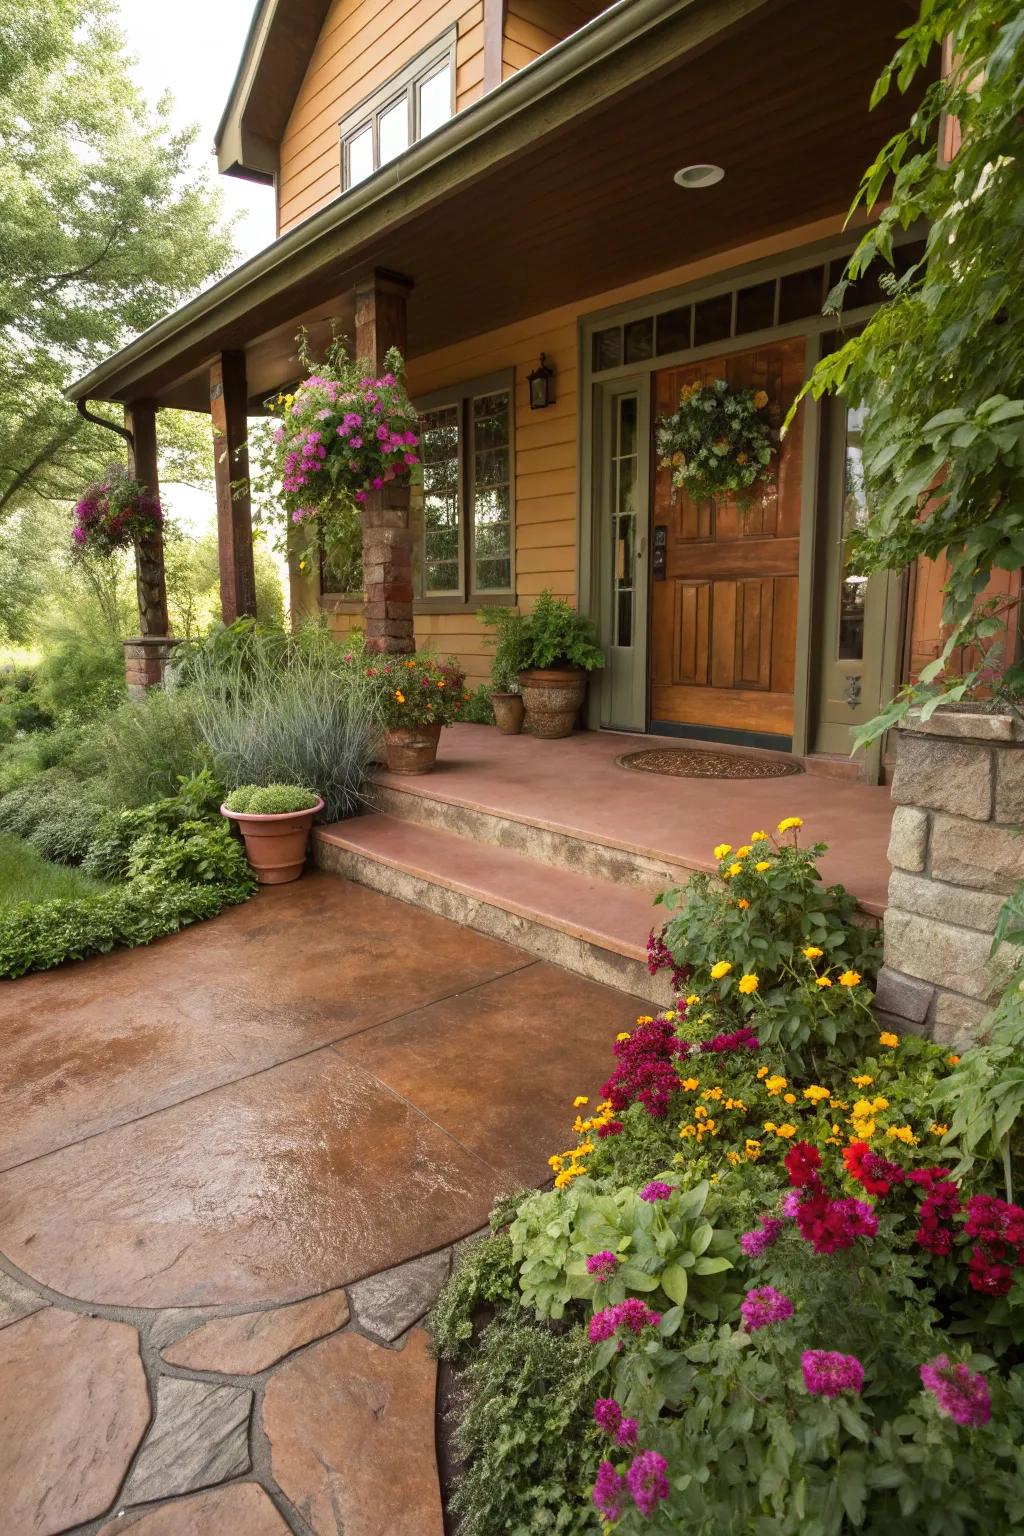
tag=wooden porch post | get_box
[355,272,415,655]
[210,351,258,625]
[123,399,176,697]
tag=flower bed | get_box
[431,821,1024,1535]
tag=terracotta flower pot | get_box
[491,692,525,735]
[385,721,442,774]
[518,667,587,739]
[220,798,324,885]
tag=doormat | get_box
[618,747,803,780]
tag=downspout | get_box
[76,398,134,458]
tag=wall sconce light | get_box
[527,353,555,409]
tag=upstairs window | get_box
[341,30,455,191]
[413,372,515,604]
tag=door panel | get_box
[595,376,651,731]
[651,339,805,743]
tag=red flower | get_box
[843,1141,905,1198]
[784,1142,822,1188]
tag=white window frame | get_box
[340,28,456,191]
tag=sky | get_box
[114,0,277,538]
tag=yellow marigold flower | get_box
[573,1096,589,1108]
[616,1032,631,1042]
[680,1077,700,1091]
[872,1096,889,1111]
[702,1086,723,1101]
[727,1150,742,1166]
[405,658,416,668]
[763,1121,777,1133]
[852,1075,874,1088]
[931,1122,949,1137]
[755,861,772,873]
[727,862,743,877]
[737,898,750,910]
[694,1106,708,1120]
[710,960,732,980]
[886,1125,917,1146]
[831,1124,840,1136]
[756,1065,769,1079]
[636,1015,654,1025]
[547,1154,563,1171]
[736,845,752,858]
[838,970,861,988]
[879,1032,899,1048]
[751,830,769,841]
[765,1075,787,1095]
[725,1098,747,1112]
[783,1093,796,1105]
[815,977,833,989]
[572,1116,592,1134]
[713,843,733,860]
[553,1171,573,1188]
[803,1085,831,1103]
[685,994,701,1007]
[853,1120,876,1138]
[394,689,405,703]
[663,1010,676,1022]
[777,816,803,834]
[679,1124,696,1139]
[829,1099,848,1111]
[745,1138,761,1152]
[947,1054,960,1066]
[738,973,759,995]
[802,945,824,959]
[776,1123,797,1139]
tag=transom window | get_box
[341,30,455,192]
[414,374,515,602]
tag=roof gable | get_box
[215,0,333,183]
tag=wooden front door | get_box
[650,339,805,744]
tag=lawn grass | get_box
[0,834,109,908]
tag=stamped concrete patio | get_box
[0,874,651,1535]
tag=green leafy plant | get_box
[461,683,496,725]
[125,820,254,899]
[479,606,530,692]
[429,1233,518,1360]
[931,981,1024,1200]
[223,783,320,815]
[370,651,467,730]
[521,589,604,672]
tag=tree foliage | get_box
[798,0,1024,740]
[0,0,235,524]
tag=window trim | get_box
[414,368,516,612]
[339,28,457,192]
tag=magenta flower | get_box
[592,1461,625,1521]
[639,1180,673,1203]
[781,1191,801,1219]
[740,1217,784,1257]
[801,1350,864,1398]
[589,1298,661,1343]
[617,1416,638,1447]
[740,1286,794,1333]
[586,1250,619,1282]
[920,1356,992,1427]
[626,1450,670,1517]
[593,1398,622,1435]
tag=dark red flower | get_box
[843,1141,905,1198]
[785,1142,822,1188]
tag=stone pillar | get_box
[123,400,177,694]
[210,351,258,625]
[354,272,415,655]
[877,707,1024,1046]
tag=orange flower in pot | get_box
[369,652,467,773]
[221,783,323,884]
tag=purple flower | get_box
[593,1398,622,1435]
[589,1298,661,1344]
[592,1460,625,1522]
[781,1191,801,1219]
[639,1180,673,1203]
[617,1416,638,1447]
[586,1250,619,1282]
[801,1350,864,1398]
[920,1356,992,1427]
[740,1286,794,1333]
[626,1450,670,1518]
[740,1217,784,1257]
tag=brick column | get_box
[876,707,1023,1047]
[123,400,177,696]
[210,351,257,625]
[355,272,415,655]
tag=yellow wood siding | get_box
[278,0,484,233]
[502,1,605,78]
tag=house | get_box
[69,0,952,783]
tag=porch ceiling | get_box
[69,0,921,414]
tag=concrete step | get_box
[366,777,691,895]
[314,814,670,1005]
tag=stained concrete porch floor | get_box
[374,724,893,915]
[0,876,649,1535]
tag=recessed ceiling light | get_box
[674,163,725,189]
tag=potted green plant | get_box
[221,783,323,884]
[479,607,530,734]
[369,651,467,773]
[518,590,604,738]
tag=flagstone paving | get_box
[0,874,645,1533]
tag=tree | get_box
[798,0,1024,740]
[0,0,235,524]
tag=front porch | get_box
[314,724,892,1002]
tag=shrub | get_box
[70,687,206,808]
[429,1234,518,1361]
[82,770,227,882]
[0,879,246,980]
[187,624,375,821]
[479,606,530,692]
[33,632,126,721]
[521,589,604,672]
[461,684,496,725]
[223,783,320,815]
[125,821,253,898]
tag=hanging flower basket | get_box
[71,469,163,556]
[656,378,776,504]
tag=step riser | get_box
[315,838,672,1007]
[367,783,688,895]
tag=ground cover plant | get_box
[432,818,1024,1535]
[0,833,108,908]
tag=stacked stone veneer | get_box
[877,708,1024,1047]
[123,635,179,700]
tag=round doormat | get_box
[618,747,803,780]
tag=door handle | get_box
[636,534,647,562]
